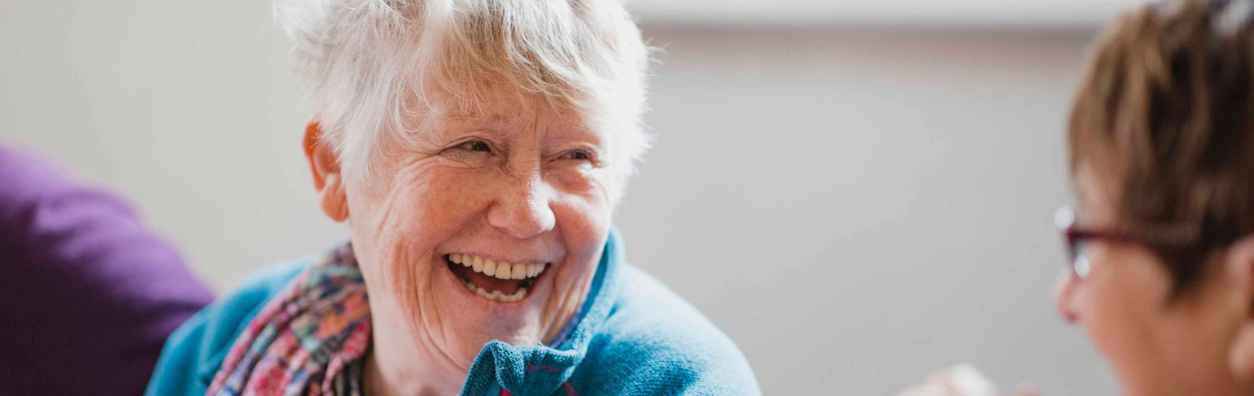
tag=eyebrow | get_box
[544,125,601,144]
[438,112,508,124]
[424,113,511,139]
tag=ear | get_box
[304,121,349,222]
[1227,235,1254,382]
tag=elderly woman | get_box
[144,0,759,395]
[901,1,1254,395]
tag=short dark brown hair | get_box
[1069,0,1254,289]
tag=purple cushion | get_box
[0,146,214,395]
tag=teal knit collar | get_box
[457,228,624,396]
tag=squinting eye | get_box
[460,140,491,152]
[563,150,593,161]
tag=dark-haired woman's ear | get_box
[1231,325,1254,382]
[304,120,350,222]
[1225,236,1254,382]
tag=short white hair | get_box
[274,0,651,195]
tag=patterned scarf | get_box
[206,243,373,396]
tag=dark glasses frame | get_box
[1055,207,1198,279]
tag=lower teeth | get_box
[463,280,527,302]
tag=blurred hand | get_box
[895,365,1040,396]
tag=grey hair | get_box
[274,0,651,196]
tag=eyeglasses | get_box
[1054,207,1197,279]
[1056,207,1122,278]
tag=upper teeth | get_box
[449,253,547,280]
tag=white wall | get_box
[627,0,1147,28]
[0,1,1117,394]
[623,27,1114,394]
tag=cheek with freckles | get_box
[483,157,613,343]
[382,164,510,328]
[348,162,492,318]
[536,194,611,341]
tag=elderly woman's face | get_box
[334,96,614,378]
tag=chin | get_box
[1088,330,1163,396]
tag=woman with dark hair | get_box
[903,1,1254,395]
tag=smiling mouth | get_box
[446,254,548,302]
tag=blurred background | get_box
[0,0,1151,394]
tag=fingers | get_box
[1011,383,1042,396]
[896,370,965,396]
[896,382,962,396]
[897,366,1041,396]
[925,370,952,383]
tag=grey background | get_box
[1,0,1116,394]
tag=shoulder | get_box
[143,258,311,396]
[0,146,214,395]
[574,265,762,396]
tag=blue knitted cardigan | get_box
[144,230,762,396]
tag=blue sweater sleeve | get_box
[583,329,760,396]
[573,266,762,396]
[144,260,309,396]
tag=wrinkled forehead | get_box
[409,86,605,141]
[418,86,594,126]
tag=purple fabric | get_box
[0,145,214,395]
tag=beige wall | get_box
[1,1,1115,394]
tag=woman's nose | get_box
[487,174,557,240]
[1053,269,1081,324]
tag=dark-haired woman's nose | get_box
[1053,269,1081,324]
